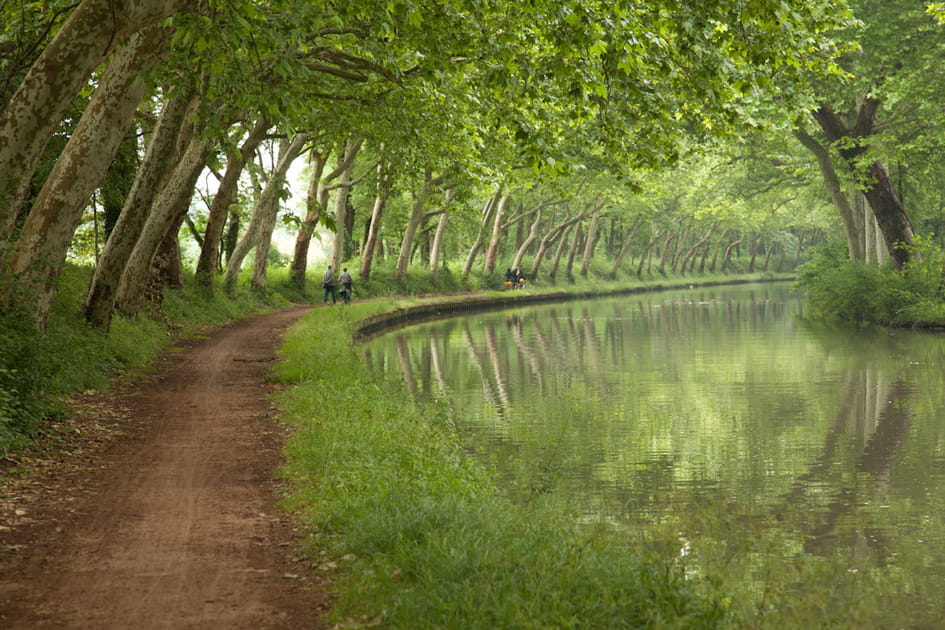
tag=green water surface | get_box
[361,283,945,625]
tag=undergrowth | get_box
[795,239,945,326]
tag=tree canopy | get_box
[10,0,937,331]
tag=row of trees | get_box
[2,0,942,332]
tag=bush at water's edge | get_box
[795,240,945,327]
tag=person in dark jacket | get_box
[339,267,353,303]
[322,264,337,304]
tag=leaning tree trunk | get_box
[329,138,362,272]
[360,160,392,281]
[290,151,329,289]
[720,235,743,272]
[812,101,915,269]
[510,206,542,271]
[251,134,308,293]
[3,25,169,327]
[115,132,214,316]
[462,187,501,278]
[196,116,270,289]
[83,88,194,329]
[482,192,511,275]
[531,209,591,279]
[565,224,584,280]
[0,0,194,254]
[580,200,604,278]
[794,128,864,261]
[222,134,304,295]
[429,188,453,274]
[610,220,643,278]
[546,223,574,281]
[395,169,441,281]
[679,223,716,274]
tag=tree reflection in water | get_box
[361,284,945,621]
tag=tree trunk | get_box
[680,223,716,274]
[360,160,392,281]
[721,235,743,272]
[115,132,213,316]
[462,187,501,278]
[565,224,583,280]
[220,133,299,295]
[812,102,915,269]
[250,135,307,293]
[196,116,270,289]
[670,220,693,272]
[580,200,604,278]
[146,198,188,302]
[330,138,362,272]
[0,0,194,252]
[547,223,574,281]
[610,220,643,278]
[794,129,864,261]
[511,206,542,271]
[290,151,329,289]
[636,229,660,278]
[429,188,453,274]
[3,25,169,327]
[83,88,193,329]
[395,169,440,281]
[657,232,676,274]
[482,192,511,275]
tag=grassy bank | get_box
[274,299,732,628]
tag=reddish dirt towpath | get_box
[0,307,327,629]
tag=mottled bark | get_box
[84,88,193,329]
[359,160,392,281]
[251,135,307,293]
[115,132,214,316]
[396,169,441,281]
[580,200,604,278]
[290,151,329,289]
[565,224,583,279]
[429,188,453,274]
[330,139,362,272]
[610,220,643,277]
[482,192,510,275]
[812,101,915,269]
[794,128,864,261]
[223,134,305,295]
[0,0,195,253]
[462,187,501,278]
[547,223,574,281]
[195,116,270,289]
[3,25,169,327]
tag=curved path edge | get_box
[0,306,328,629]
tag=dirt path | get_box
[0,307,329,629]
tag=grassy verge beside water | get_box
[274,300,731,628]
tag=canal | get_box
[360,282,945,624]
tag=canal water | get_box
[360,283,945,624]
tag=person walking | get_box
[339,267,354,304]
[322,264,337,304]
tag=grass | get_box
[274,302,731,628]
